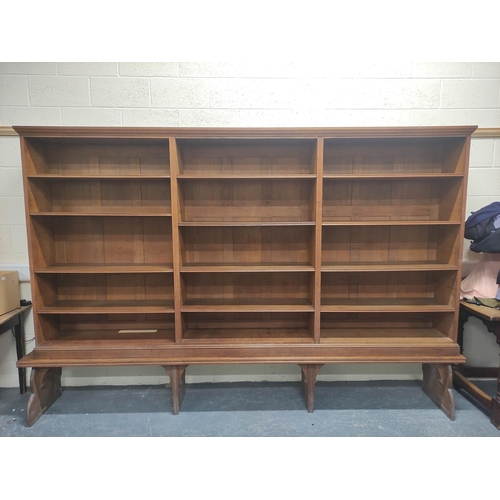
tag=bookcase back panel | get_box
[29,178,171,214]
[321,312,455,339]
[36,274,173,305]
[180,226,314,266]
[182,312,314,343]
[323,178,462,222]
[321,225,460,266]
[179,179,315,222]
[182,272,314,305]
[39,313,175,342]
[321,271,457,305]
[323,138,465,175]
[177,139,316,175]
[32,217,172,266]
[26,139,170,175]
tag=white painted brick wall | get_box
[0,76,29,105]
[58,62,118,76]
[151,78,210,108]
[121,108,180,127]
[441,79,500,108]
[119,62,178,77]
[29,76,91,107]
[61,107,122,126]
[0,61,499,387]
[90,77,150,107]
[0,63,57,75]
[0,106,62,126]
[0,137,22,166]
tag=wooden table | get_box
[453,301,500,429]
[0,305,31,394]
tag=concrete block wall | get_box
[1,62,499,387]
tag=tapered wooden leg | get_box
[490,331,500,429]
[422,363,455,421]
[491,361,500,429]
[14,321,26,394]
[26,367,62,427]
[163,365,187,415]
[299,364,323,413]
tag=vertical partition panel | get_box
[169,137,183,344]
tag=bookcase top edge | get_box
[12,125,478,139]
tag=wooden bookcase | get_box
[14,126,476,425]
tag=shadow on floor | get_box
[1,380,498,437]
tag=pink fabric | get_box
[460,253,500,299]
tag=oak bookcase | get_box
[14,126,476,425]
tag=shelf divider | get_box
[170,137,184,344]
[313,138,324,343]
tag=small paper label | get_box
[118,329,158,334]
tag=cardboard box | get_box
[0,271,20,316]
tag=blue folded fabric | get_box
[465,201,500,227]
[465,202,500,253]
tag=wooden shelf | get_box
[39,300,175,314]
[34,264,173,274]
[323,173,464,179]
[181,263,315,273]
[31,209,171,217]
[179,221,315,227]
[183,328,314,344]
[177,174,316,179]
[322,220,461,226]
[182,298,314,312]
[27,174,170,179]
[321,262,458,272]
[48,330,175,343]
[320,328,454,345]
[321,298,454,313]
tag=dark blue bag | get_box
[464,202,500,253]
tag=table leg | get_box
[491,329,500,429]
[492,367,500,429]
[457,307,471,355]
[478,323,500,428]
[14,319,26,394]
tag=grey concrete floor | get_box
[1,380,499,437]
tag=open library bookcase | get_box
[15,126,476,425]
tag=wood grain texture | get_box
[422,363,455,420]
[8,125,498,138]
[163,365,187,415]
[14,126,474,419]
[26,367,62,427]
[12,125,478,138]
[299,364,323,412]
